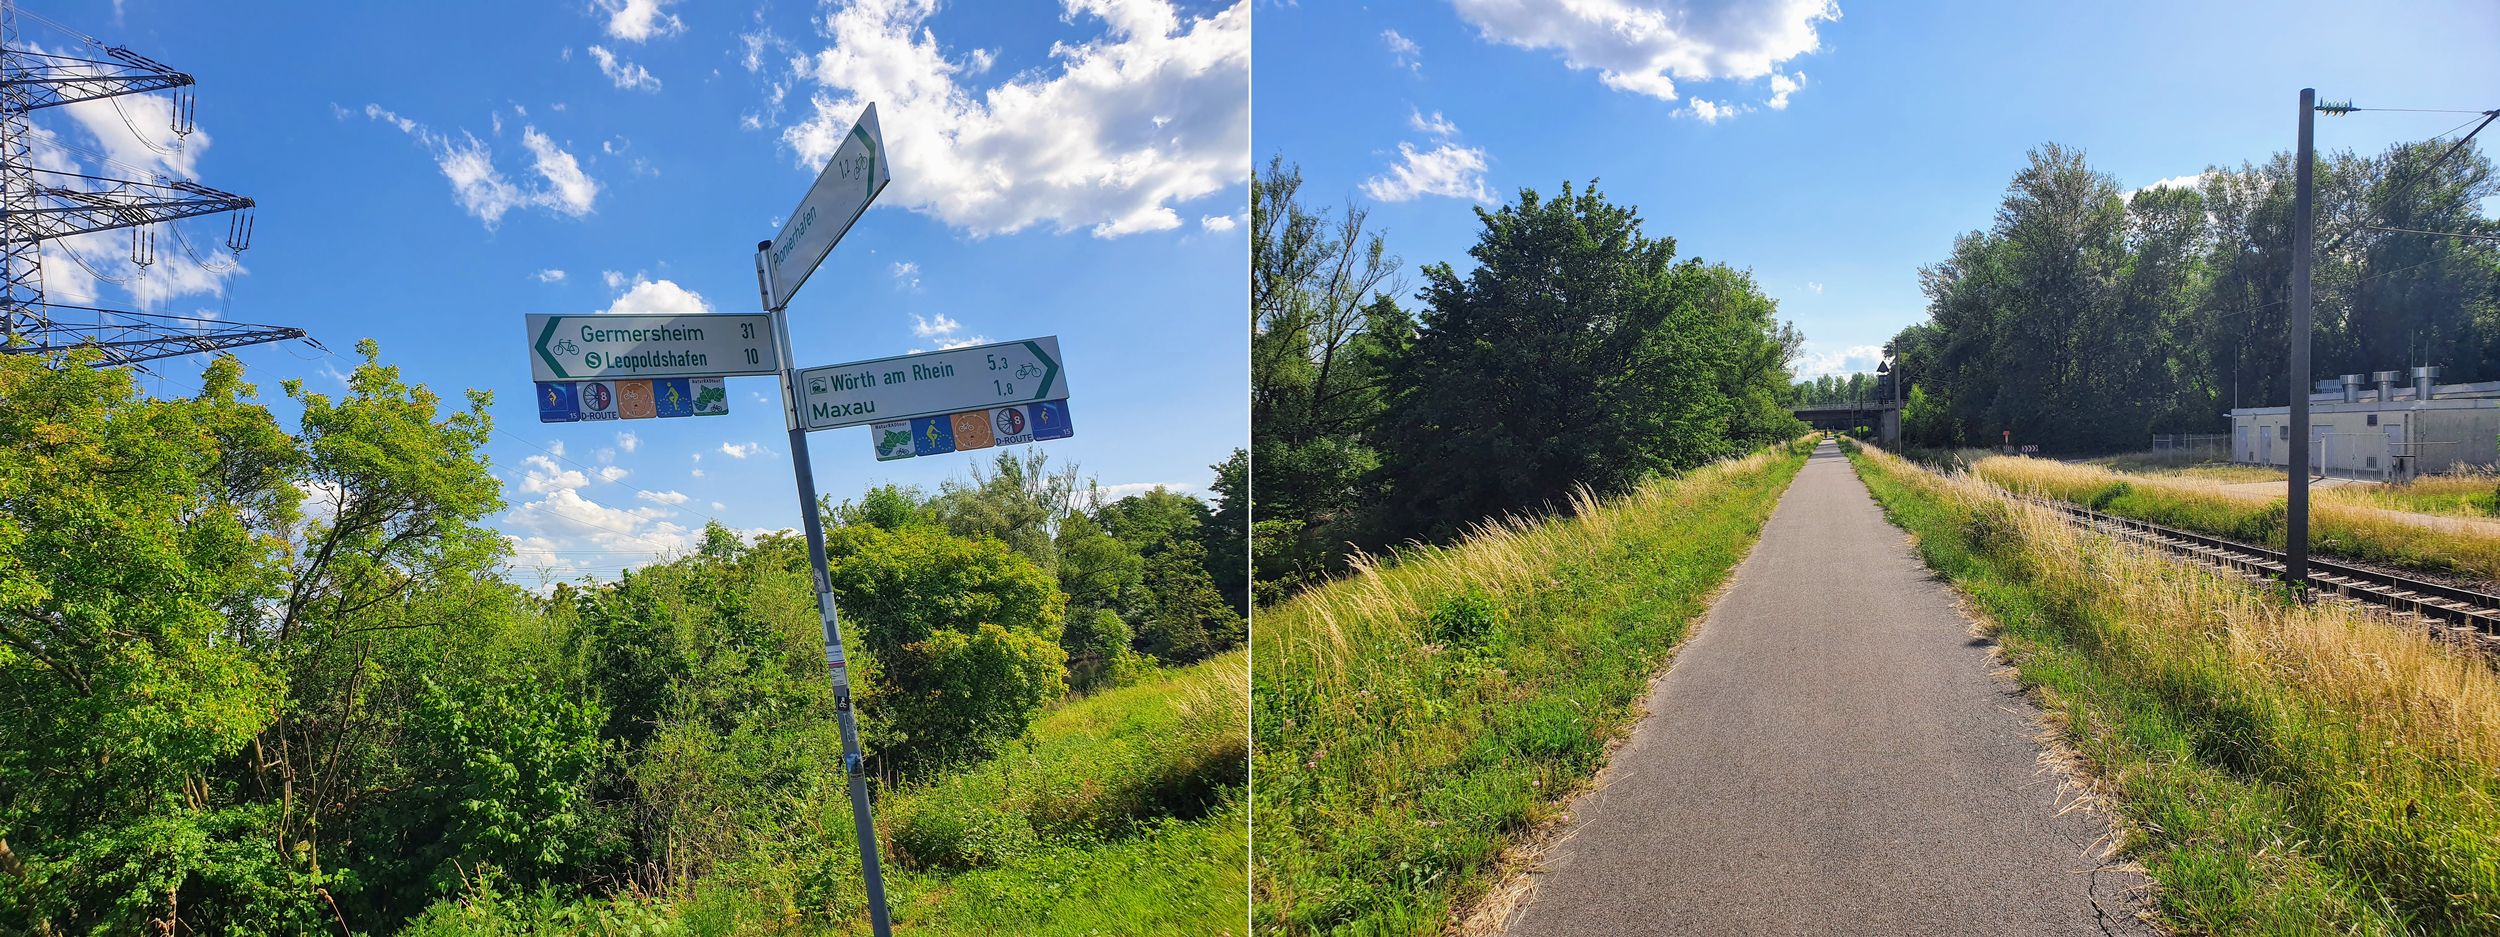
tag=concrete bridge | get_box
[1793,401,1900,445]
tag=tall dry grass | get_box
[1265,446,1791,697]
[1974,455,2500,583]
[1854,442,2500,933]
[1254,442,1807,934]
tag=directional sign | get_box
[795,336,1068,433]
[764,102,890,310]
[527,313,780,382]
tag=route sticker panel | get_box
[867,399,1073,460]
[535,379,731,423]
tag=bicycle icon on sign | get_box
[553,338,579,356]
[1015,362,1041,380]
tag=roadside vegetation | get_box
[2083,452,2286,484]
[1253,442,1809,934]
[1250,158,1808,601]
[1843,136,2497,455]
[0,347,1246,935]
[1972,454,2500,584]
[1850,442,2500,935]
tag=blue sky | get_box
[1253,0,2500,381]
[28,0,1246,582]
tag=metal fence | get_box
[2150,433,2232,462]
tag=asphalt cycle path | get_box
[1497,441,2153,936]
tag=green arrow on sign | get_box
[1023,339,1059,400]
[535,316,571,379]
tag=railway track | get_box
[2035,498,2500,654]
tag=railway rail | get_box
[2035,498,2500,654]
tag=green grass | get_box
[1849,442,2500,935]
[1251,441,1810,935]
[873,650,1248,936]
[400,653,1248,936]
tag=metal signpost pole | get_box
[757,242,893,937]
[2287,87,2316,590]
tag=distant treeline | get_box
[0,345,1244,933]
[1252,158,1807,599]
[1885,139,2499,453]
[1790,372,1885,407]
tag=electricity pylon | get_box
[0,0,305,367]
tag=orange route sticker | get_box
[616,380,656,419]
[949,410,996,451]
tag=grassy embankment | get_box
[2086,450,2500,520]
[1973,455,2500,584]
[405,652,1248,937]
[1253,441,1811,934]
[1850,442,2500,935]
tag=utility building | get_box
[2231,367,2500,479]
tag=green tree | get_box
[1372,180,1804,541]
[1252,157,1412,595]
[823,523,1066,770]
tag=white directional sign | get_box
[796,336,1068,432]
[764,102,890,310]
[527,313,780,382]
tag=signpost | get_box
[763,102,890,312]
[755,102,895,937]
[526,312,780,382]
[794,337,1067,431]
[520,103,1070,937]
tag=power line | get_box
[2364,224,2500,243]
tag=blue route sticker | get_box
[910,415,957,456]
[536,382,579,423]
[1030,399,1073,440]
[653,378,694,418]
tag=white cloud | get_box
[1381,28,1421,71]
[500,481,698,584]
[523,127,599,215]
[534,268,568,283]
[778,0,1248,239]
[1805,281,1824,294]
[594,465,630,483]
[720,441,763,459]
[617,430,640,453]
[596,0,685,42]
[2129,171,2215,198]
[606,274,710,313]
[1766,71,1804,109]
[1096,480,1202,501]
[638,489,691,505]
[937,334,987,350]
[589,45,664,92]
[1362,142,1492,203]
[365,105,600,226]
[1792,343,1884,380]
[911,312,962,338]
[1409,108,1460,138]
[7,112,244,311]
[1200,214,1237,232]
[519,453,589,494]
[1684,97,1746,123]
[891,260,921,289]
[691,467,706,478]
[59,83,208,179]
[1451,0,1838,102]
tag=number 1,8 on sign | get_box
[794,336,1068,433]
